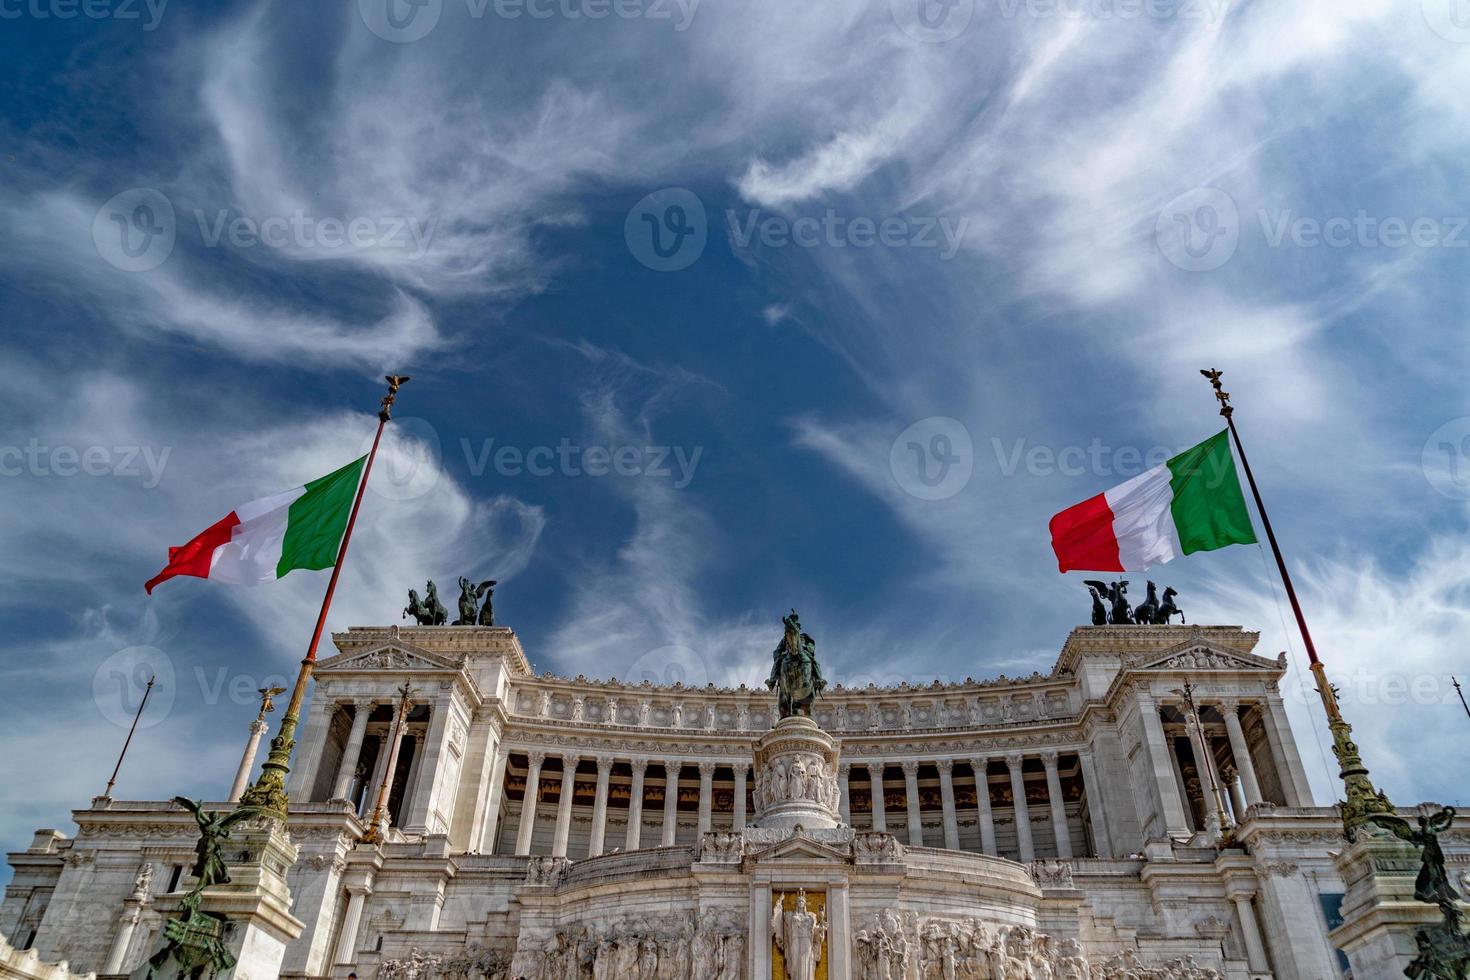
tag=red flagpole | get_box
[1200,369,1391,835]
[238,376,410,818]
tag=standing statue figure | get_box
[171,797,259,892]
[1370,808,1459,910]
[1083,580,1133,624]
[772,891,827,980]
[766,610,827,718]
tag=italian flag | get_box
[145,456,367,594]
[1048,430,1257,573]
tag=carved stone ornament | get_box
[697,831,745,864]
[524,855,570,887]
[1029,859,1075,888]
[852,831,905,865]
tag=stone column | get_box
[733,764,748,830]
[515,751,546,855]
[1227,886,1271,974]
[901,761,924,846]
[475,743,510,854]
[397,731,423,826]
[333,886,370,966]
[626,759,648,850]
[867,764,887,832]
[697,762,717,835]
[329,701,372,801]
[552,753,580,858]
[228,718,269,803]
[1166,730,1195,827]
[1041,752,1073,860]
[970,757,996,855]
[661,760,681,846]
[102,902,143,973]
[406,696,453,831]
[1183,711,1222,835]
[837,764,851,826]
[937,760,959,850]
[1076,751,1112,858]
[362,730,391,818]
[587,755,613,858]
[372,726,413,837]
[1261,693,1314,806]
[1005,753,1035,862]
[1138,694,1191,836]
[1219,699,1263,805]
[287,694,337,801]
[1223,766,1247,823]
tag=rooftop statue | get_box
[766,610,826,718]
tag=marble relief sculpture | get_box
[853,915,1225,980]
[509,912,744,980]
[772,890,827,980]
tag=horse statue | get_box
[1156,586,1185,624]
[1083,580,1133,624]
[1134,581,1161,625]
[766,610,826,719]
[403,588,437,625]
[423,580,449,625]
[1086,586,1108,626]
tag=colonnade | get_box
[489,748,1099,862]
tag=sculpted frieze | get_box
[510,910,743,980]
[855,913,1223,980]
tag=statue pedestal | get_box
[1329,833,1443,978]
[751,717,842,832]
[134,817,304,980]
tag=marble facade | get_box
[4,622,1456,978]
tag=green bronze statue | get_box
[173,797,258,891]
[766,610,826,718]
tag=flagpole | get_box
[239,375,410,819]
[1200,369,1392,836]
[1454,676,1470,724]
[102,674,155,800]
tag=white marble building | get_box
[2,622,1434,978]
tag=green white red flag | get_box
[1048,430,1257,573]
[145,456,367,594]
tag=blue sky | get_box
[3,0,1470,872]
